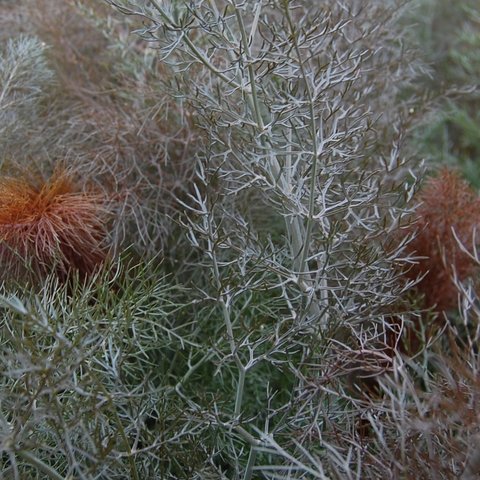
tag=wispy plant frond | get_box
[0,171,111,282]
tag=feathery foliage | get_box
[0,171,110,282]
[0,0,479,478]
[401,168,480,313]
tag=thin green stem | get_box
[234,365,246,419]
[242,447,257,480]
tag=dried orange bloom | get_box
[0,171,110,282]
[402,168,480,313]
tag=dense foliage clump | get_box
[0,171,110,282]
[402,168,480,313]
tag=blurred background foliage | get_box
[408,0,480,185]
[0,0,197,259]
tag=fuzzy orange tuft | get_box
[402,168,480,313]
[0,172,110,282]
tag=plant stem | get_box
[284,2,328,324]
[242,446,257,480]
[283,3,319,274]
[234,365,246,419]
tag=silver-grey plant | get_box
[104,0,428,477]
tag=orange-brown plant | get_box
[402,168,480,313]
[338,169,480,403]
[0,171,110,283]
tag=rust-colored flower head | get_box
[402,168,480,313]
[0,171,110,283]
